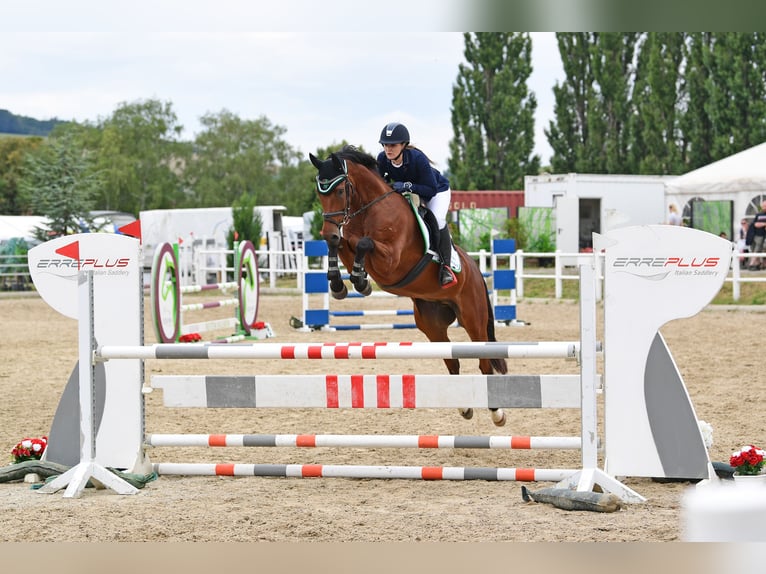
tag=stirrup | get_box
[440,266,457,288]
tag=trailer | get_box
[523,173,676,253]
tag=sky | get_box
[2,2,564,169]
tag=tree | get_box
[185,110,301,209]
[706,33,766,160]
[681,33,716,169]
[448,33,540,190]
[546,33,638,173]
[0,135,44,214]
[18,132,102,239]
[629,33,687,174]
[546,33,596,172]
[89,99,188,214]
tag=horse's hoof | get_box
[358,282,373,297]
[490,409,507,427]
[330,285,348,300]
[459,408,474,420]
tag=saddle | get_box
[402,193,460,272]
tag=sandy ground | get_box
[0,287,764,544]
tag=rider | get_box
[376,122,457,288]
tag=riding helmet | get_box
[379,122,410,145]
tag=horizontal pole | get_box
[99,341,590,360]
[181,298,238,312]
[146,433,582,450]
[152,462,577,482]
[180,282,238,294]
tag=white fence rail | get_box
[5,244,766,302]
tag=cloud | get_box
[2,10,562,169]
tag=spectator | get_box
[749,200,766,270]
[667,203,682,226]
[737,219,750,259]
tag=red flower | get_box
[11,436,48,464]
[179,333,202,343]
[730,445,766,475]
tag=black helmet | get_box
[379,122,410,145]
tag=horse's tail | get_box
[483,277,508,375]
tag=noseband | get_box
[316,159,396,236]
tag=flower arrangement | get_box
[11,436,48,464]
[179,333,202,343]
[729,444,766,476]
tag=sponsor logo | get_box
[35,258,132,269]
[612,256,722,280]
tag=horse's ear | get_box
[309,153,322,169]
[330,153,344,173]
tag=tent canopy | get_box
[665,141,766,195]
[0,215,47,242]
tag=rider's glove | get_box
[392,181,413,192]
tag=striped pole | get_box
[99,340,586,360]
[330,309,414,317]
[152,462,577,482]
[181,298,239,312]
[330,323,418,331]
[180,281,238,294]
[146,433,583,449]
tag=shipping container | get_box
[449,190,524,217]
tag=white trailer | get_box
[524,173,676,254]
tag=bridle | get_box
[316,158,396,237]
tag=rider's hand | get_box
[392,181,412,192]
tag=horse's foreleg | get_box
[349,237,373,296]
[326,242,348,300]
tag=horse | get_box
[309,145,509,426]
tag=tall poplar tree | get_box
[448,33,539,190]
[706,33,766,159]
[681,33,716,169]
[546,33,637,173]
[629,32,687,174]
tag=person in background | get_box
[749,199,766,270]
[737,218,750,266]
[376,122,456,288]
[667,203,682,225]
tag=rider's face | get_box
[382,143,405,161]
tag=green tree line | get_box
[1,32,765,237]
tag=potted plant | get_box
[729,445,766,482]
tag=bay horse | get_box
[309,146,508,426]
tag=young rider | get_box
[376,122,457,288]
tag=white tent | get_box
[666,141,766,195]
[0,215,48,243]
[665,142,766,223]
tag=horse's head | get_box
[309,146,392,247]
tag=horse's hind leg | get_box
[454,293,508,427]
[412,299,479,422]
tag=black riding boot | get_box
[437,226,457,288]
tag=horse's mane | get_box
[335,145,380,174]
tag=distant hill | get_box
[0,109,69,136]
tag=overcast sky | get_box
[2,2,564,168]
